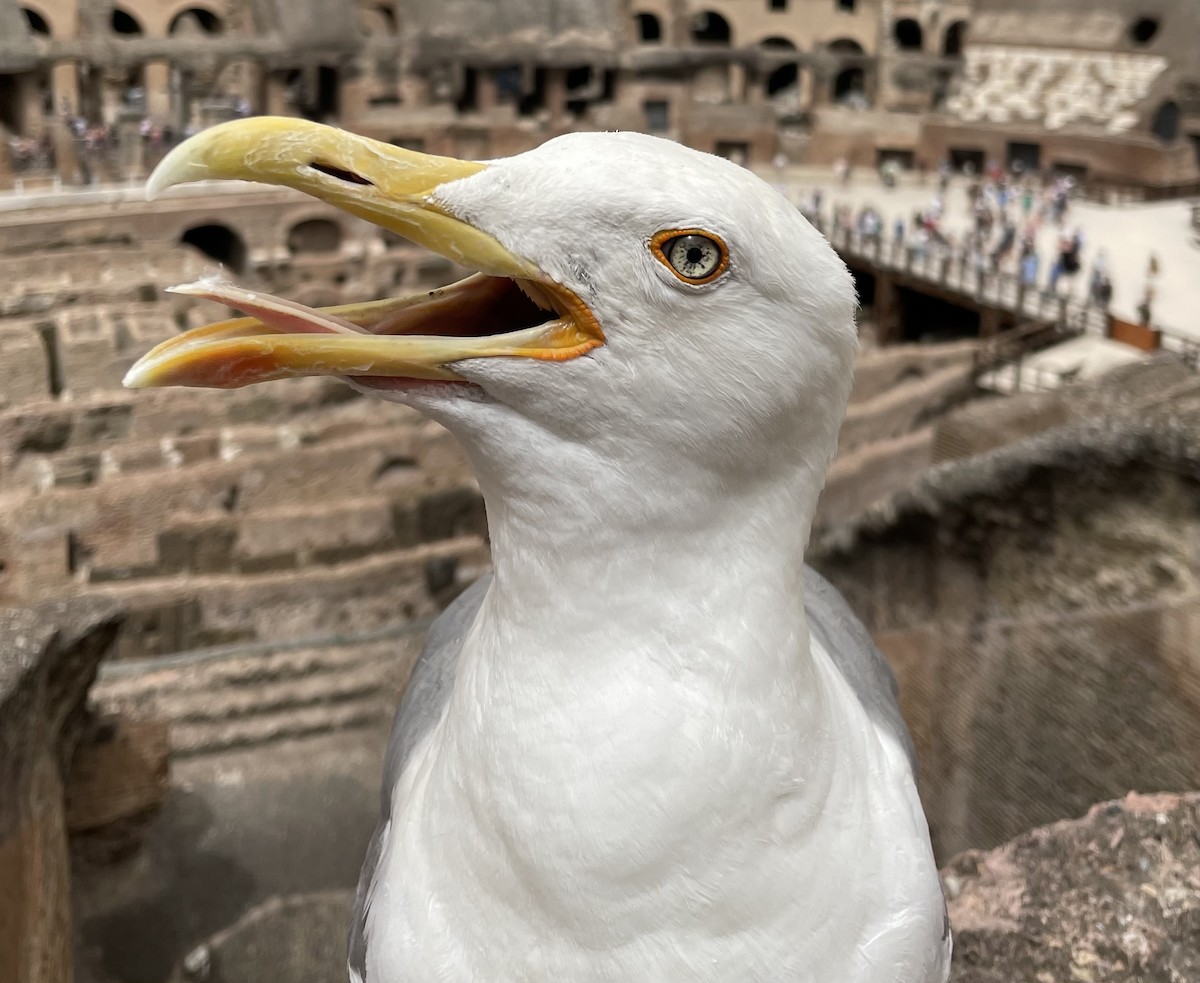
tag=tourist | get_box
[1021,249,1040,290]
[1089,251,1113,307]
[991,218,1017,271]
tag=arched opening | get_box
[287,66,341,121]
[565,65,593,117]
[635,12,662,43]
[767,63,799,96]
[761,38,799,98]
[373,4,398,33]
[833,67,866,102]
[943,20,967,57]
[181,224,247,274]
[22,7,51,35]
[287,218,343,255]
[829,38,864,54]
[168,8,223,34]
[837,0,856,10]
[894,18,923,50]
[110,7,143,34]
[769,0,788,10]
[1152,100,1180,142]
[517,67,546,116]
[828,38,866,104]
[691,10,732,45]
[1130,17,1159,45]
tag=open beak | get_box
[123,117,602,390]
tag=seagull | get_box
[127,119,950,983]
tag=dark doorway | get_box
[943,21,967,57]
[181,225,247,274]
[643,99,669,133]
[111,8,143,34]
[168,8,222,34]
[1130,17,1159,45]
[767,63,799,96]
[692,11,732,44]
[894,18,923,50]
[833,68,865,102]
[456,68,478,113]
[1006,141,1041,172]
[716,141,750,165]
[518,68,546,116]
[23,8,51,34]
[897,288,980,342]
[876,148,915,169]
[1152,101,1180,142]
[0,75,21,133]
[949,147,985,172]
[635,13,662,42]
[316,66,339,119]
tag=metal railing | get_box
[814,216,1112,339]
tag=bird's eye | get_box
[651,230,729,285]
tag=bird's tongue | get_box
[168,277,370,337]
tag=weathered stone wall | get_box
[811,418,1200,859]
[946,791,1200,983]
[0,599,121,983]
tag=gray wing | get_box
[802,565,917,773]
[347,573,492,982]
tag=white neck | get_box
[366,428,949,981]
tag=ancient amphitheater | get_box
[3,2,1200,982]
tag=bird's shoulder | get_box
[801,565,917,773]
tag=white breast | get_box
[360,626,950,983]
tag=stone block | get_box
[0,325,51,409]
[0,598,122,983]
[417,488,487,543]
[55,313,121,396]
[0,527,70,605]
[234,498,395,569]
[158,517,239,575]
[65,715,170,836]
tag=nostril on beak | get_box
[312,161,374,186]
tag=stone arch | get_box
[635,12,662,43]
[894,18,923,50]
[360,2,398,34]
[180,223,247,274]
[286,217,344,255]
[1130,17,1159,45]
[943,20,967,57]
[168,6,223,34]
[21,5,51,34]
[828,38,866,104]
[691,10,732,45]
[1152,100,1180,142]
[110,5,144,34]
[828,37,865,54]
[21,0,70,35]
[761,37,800,98]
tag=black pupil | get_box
[686,246,704,264]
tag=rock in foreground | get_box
[946,791,1200,982]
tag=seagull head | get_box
[127,121,857,522]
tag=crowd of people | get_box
[795,158,1167,324]
[6,89,253,181]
